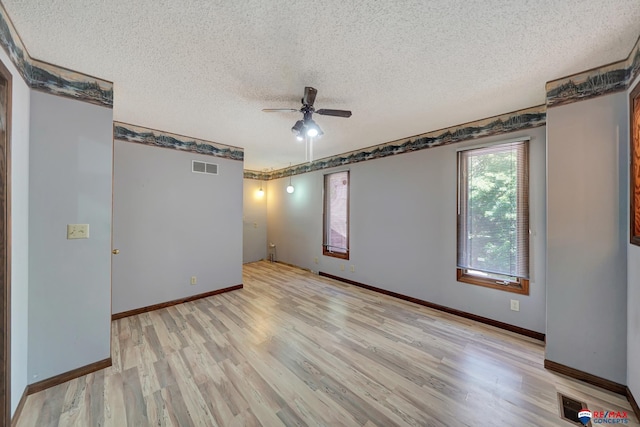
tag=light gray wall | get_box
[546,91,628,383]
[243,178,267,263]
[0,49,31,416]
[628,76,640,399]
[629,244,640,395]
[112,141,243,314]
[28,91,113,383]
[268,127,547,333]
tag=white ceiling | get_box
[3,1,639,171]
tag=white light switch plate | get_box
[67,224,89,239]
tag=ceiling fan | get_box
[262,87,352,141]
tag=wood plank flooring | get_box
[16,261,639,426]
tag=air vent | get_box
[192,160,218,175]
[205,163,218,174]
[558,393,591,426]
[192,161,206,173]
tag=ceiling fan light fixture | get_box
[291,120,305,139]
[305,119,323,138]
[265,87,350,142]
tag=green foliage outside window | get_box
[466,150,518,275]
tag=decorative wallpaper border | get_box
[0,3,113,107]
[114,122,244,161]
[627,35,640,87]
[243,170,270,180]
[248,35,639,180]
[252,105,546,180]
[546,35,640,108]
[0,0,634,172]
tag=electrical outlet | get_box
[314,257,318,264]
[191,276,197,285]
[350,265,355,272]
[340,264,345,271]
[510,299,520,312]
[253,222,258,228]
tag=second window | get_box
[323,171,349,259]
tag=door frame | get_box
[0,57,13,425]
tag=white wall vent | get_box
[192,160,218,175]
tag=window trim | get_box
[0,56,12,427]
[323,171,350,260]
[456,268,529,295]
[630,82,640,246]
[456,140,530,295]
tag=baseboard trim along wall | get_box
[626,387,640,423]
[27,357,112,396]
[112,284,244,320]
[318,272,545,342]
[11,386,28,427]
[544,359,627,395]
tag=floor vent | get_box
[192,160,218,175]
[558,393,591,426]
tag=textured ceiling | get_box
[3,1,640,170]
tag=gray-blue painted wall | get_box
[112,141,243,314]
[627,75,640,401]
[0,38,31,417]
[546,91,628,383]
[28,91,113,383]
[267,127,547,333]
[243,179,267,263]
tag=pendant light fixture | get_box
[286,162,295,194]
[257,168,266,197]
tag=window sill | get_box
[456,269,529,295]
[323,249,349,260]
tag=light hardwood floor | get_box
[16,261,638,426]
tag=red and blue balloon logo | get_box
[578,409,592,425]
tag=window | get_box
[323,171,349,259]
[457,141,529,294]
